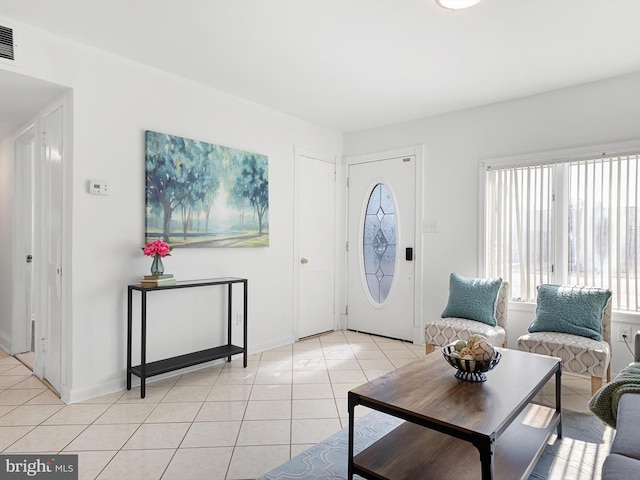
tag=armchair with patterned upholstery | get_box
[517,284,612,395]
[425,273,510,355]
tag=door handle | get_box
[405,248,413,261]
[300,258,309,264]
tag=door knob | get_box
[300,258,309,264]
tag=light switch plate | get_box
[423,220,439,233]
[89,179,109,195]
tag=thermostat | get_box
[89,179,109,195]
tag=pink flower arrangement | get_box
[142,240,172,257]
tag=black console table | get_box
[127,277,248,398]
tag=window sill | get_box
[507,300,536,313]
[508,300,640,323]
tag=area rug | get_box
[258,408,614,480]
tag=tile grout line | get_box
[224,357,257,480]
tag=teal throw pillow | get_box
[441,273,503,326]
[528,284,611,341]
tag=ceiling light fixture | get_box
[436,0,482,10]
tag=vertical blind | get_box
[487,153,640,311]
[567,155,640,311]
[487,165,554,302]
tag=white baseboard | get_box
[65,337,296,404]
[251,335,295,355]
[65,378,127,405]
[413,326,425,345]
[0,330,11,354]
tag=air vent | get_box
[0,25,15,61]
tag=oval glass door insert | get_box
[363,183,397,304]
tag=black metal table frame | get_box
[127,277,248,398]
[347,360,562,480]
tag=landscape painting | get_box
[145,130,269,247]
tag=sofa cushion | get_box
[528,284,611,341]
[609,393,640,460]
[602,454,640,480]
[441,273,502,326]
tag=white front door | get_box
[347,156,416,341]
[37,104,64,392]
[295,150,336,339]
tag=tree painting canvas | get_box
[145,130,269,247]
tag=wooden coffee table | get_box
[347,348,562,480]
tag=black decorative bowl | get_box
[441,343,501,382]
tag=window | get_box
[485,152,640,312]
[363,183,397,304]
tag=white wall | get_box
[344,72,640,377]
[0,17,342,402]
[0,136,14,352]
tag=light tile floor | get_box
[0,331,597,480]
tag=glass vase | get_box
[150,255,164,276]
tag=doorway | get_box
[14,125,36,369]
[11,100,66,395]
[346,154,418,341]
[0,70,69,398]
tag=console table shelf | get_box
[130,345,245,378]
[127,277,248,398]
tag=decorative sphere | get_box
[466,334,487,350]
[459,347,473,358]
[454,340,467,352]
[471,340,495,361]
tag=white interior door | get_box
[14,126,36,355]
[347,156,415,340]
[295,152,336,338]
[38,105,64,392]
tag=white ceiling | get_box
[1,0,640,133]
[0,70,67,141]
